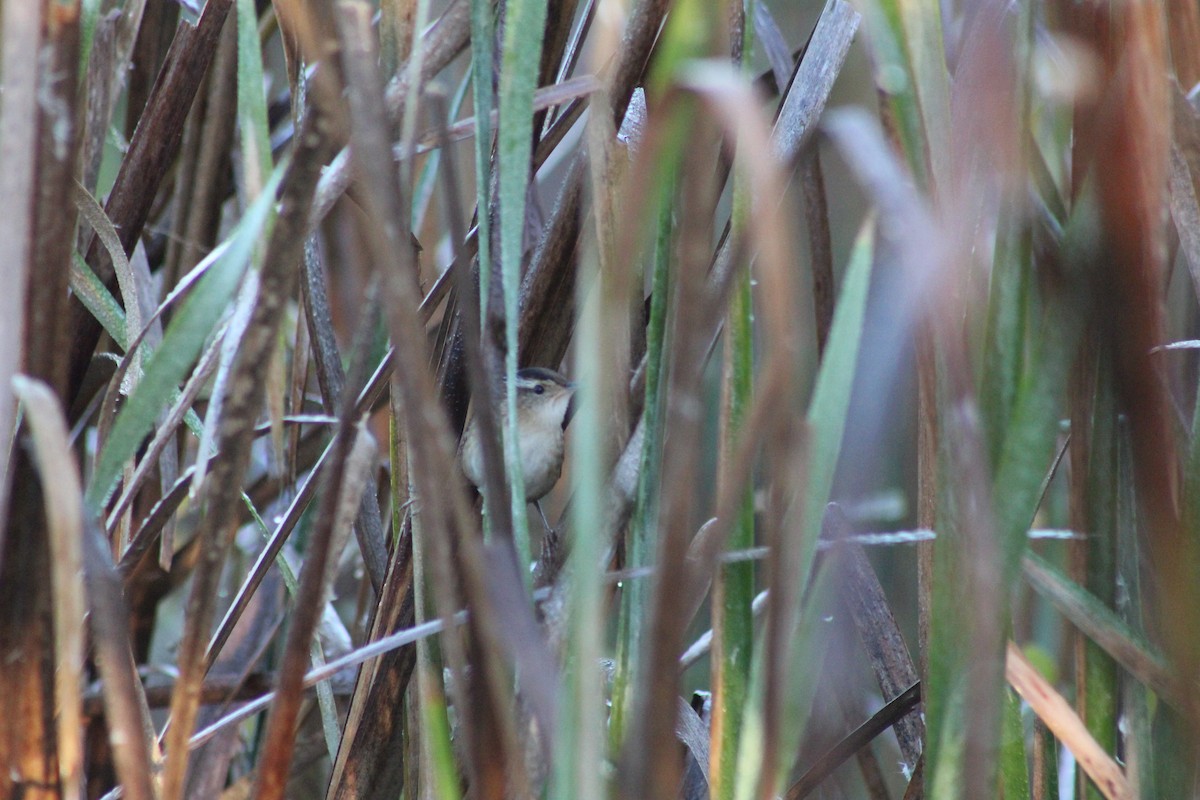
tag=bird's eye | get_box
[534,385,545,395]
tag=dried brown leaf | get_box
[1006,642,1131,800]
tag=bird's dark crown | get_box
[516,367,572,387]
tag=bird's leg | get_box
[534,500,553,532]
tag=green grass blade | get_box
[734,561,836,799]
[87,161,285,510]
[732,218,874,796]
[610,186,673,750]
[856,0,933,186]
[1076,366,1118,800]
[711,269,755,800]
[1116,420,1155,795]
[78,0,100,79]
[711,14,759,798]
[552,244,607,800]
[235,0,273,200]
[496,0,549,574]
[711,136,756,800]
[893,0,950,191]
[978,216,1030,464]
[1023,550,1175,702]
[773,219,875,784]
[795,219,875,587]
[997,689,1030,798]
[71,252,129,350]
[417,673,462,799]
[992,287,1081,585]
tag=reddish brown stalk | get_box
[29,2,82,402]
[0,3,85,796]
[1067,0,1199,738]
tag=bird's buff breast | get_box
[519,426,565,500]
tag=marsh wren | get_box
[459,367,577,529]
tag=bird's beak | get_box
[563,389,578,429]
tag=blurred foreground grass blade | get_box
[852,7,948,760]
[1074,2,1200,760]
[735,560,837,800]
[615,5,724,795]
[551,9,633,782]
[979,214,1030,464]
[413,66,472,228]
[928,356,1008,799]
[711,178,755,800]
[235,0,272,201]
[776,218,874,779]
[857,0,948,190]
[86,160,286,510]
[611,185,673,751]
[496,0,549,572]
[997,689,1030,798]
[711,9,758,797]
[555,248,607,800]
[733,220,875,799]
[1069,357,1119,800]
[1115,420,1155,796]
[417,673,462,799]
[794,216,874,598]
[894,0,950,191]
[990,266,1081,586]
[619,103,719,800]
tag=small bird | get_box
[459,367,577,530]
